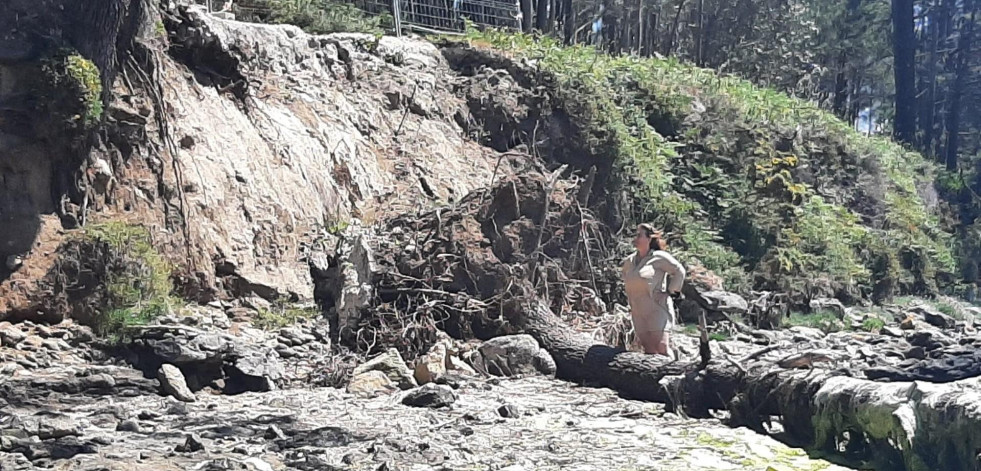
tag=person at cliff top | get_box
[621,223,686,358]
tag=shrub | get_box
[44,222,177,337]
[253,0,391,35]
[861,317,886,332]
[936,301,958,319]
[36,49,104,129]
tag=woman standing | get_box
[621,224,686,358]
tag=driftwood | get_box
[504,293,981,471]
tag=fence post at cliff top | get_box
[392,0,403,36]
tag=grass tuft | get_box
[254,299,321,330]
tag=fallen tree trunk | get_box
[504,294,981,471]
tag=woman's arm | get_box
[650,251,686,293]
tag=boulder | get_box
[175,434,206,453]
[497,404,522,418]
[788,326,825,340]
[347,370,398,397]
[333,230,379,336]
[0,323,27,346]
[447,355,478,376]
[263,425,287,441]
[413,343,448,385]
[401,384,457,408]
[477,335,556,377]
[809,298,846,319]
[909,330,954,351]
[701,291,749,313]
[158,364,196,402]
[143,331,232,364]
[116,420,142,433]
[9,415,80,440]
[232,349,285,383]
[910,305,957,330]
[352,348,417,389]
[905,346,927,360]
[881,326,905,338]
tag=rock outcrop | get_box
[476,335,557,378]
[0,2,518,321]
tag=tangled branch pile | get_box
[328,169,632,361]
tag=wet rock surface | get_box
[0,306,860,470]
[7,296,981,470]
[2,370,852,471]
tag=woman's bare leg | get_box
[647,330,672,359]
[637,332,657,354]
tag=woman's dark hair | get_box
[638,223,668,251]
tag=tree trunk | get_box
[521,0,533,32]
[695,0,704,66]
[504,294,981,471]
[848,74,862,126]
[666,0,687,56]
[619,8,632,54]
[605,14,618,53]
[67,0,129,106]
[637,0,644,55]
[547,0,557,33]
[919,0,943,158]
[948,0,976,172]
[536,0,549,32]
[832,51,851,119]
[833,0,862,119]
[892,0,917,145]
[562,0,574,44]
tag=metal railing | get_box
[211,0,520,36]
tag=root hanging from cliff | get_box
[120,2,194,259]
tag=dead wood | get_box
[502,291,981,471]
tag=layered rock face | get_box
[0,4,512,316]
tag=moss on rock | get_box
[35,49,104,130]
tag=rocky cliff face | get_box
[0,4,518,317]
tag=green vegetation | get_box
[786,310,846,333]
[937,301,958,318]
[37,50,104,129]
[461,29,957,304]
[254,300,321,330]
[708,332,729,342]
[861,317,886,333]
[73,222,178,337]
[248,0,391,35]
[681,324,730,341]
